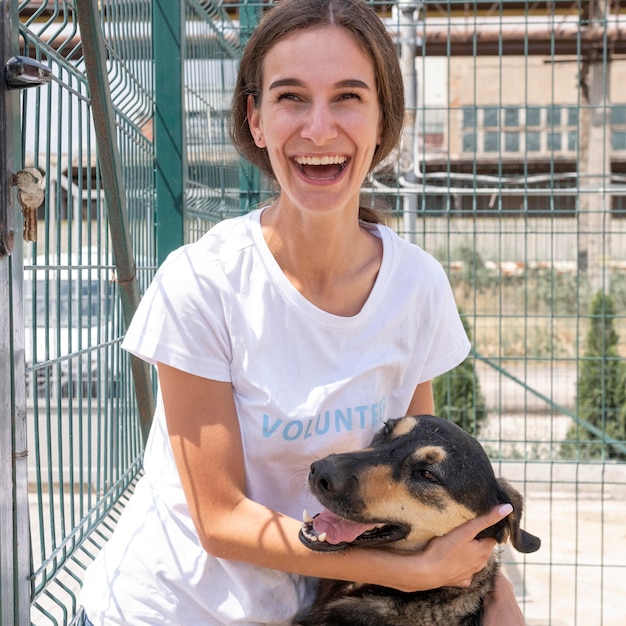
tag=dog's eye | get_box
[381,421,394,437]
[415,469,441,484]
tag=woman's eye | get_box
[338,92,360,101]
[277,92,301,102]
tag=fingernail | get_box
[498,503,513,516]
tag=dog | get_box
[296,415,541,626]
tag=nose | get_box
[301,101,338,145]
[309,458,352,495]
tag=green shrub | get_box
[561,291,626,460]
[433,311,488,435]
[452,245,495,295]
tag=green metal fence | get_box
[3,0,159,623]
[1,1,625,625]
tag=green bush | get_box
[561,291,626,460]
[451,245,495,295]
[528,267,588,315]
[433,311,488,435]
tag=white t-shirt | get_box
[80,208,470,625]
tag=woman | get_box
[80,0,524,624]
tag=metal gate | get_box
[1,0,156,623]
[1,1,625,625]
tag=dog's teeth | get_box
[303,509,314,523]
[301,525,317,541]
[317,532,327,542]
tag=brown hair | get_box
[229,0,405,222]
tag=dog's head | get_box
[300,415,541,555]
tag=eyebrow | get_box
[268,78,372,91]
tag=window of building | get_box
[505,131,520,152]
[484,131,500,152]
[547,131,562,151]
[612,106,626,151]
[567,106,578,126]
[612,131,626,151]
[463,131,477,152]
[526,131,541,152]
[526,106,541,127]
[458,104,604,157]
[462,107,477,129]
[611,105,626,125]
[483,107,499,128]
[504,107,519,127]
[546,105,561,127]
[568,131,578,151]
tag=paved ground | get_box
[503,492,626,626]
[478,363,626,626]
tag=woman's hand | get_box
[393,503,514,592]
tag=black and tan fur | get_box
[297,415,541,626]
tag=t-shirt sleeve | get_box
[413,256,471,383]
[121,246,233,382]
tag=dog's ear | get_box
[494,478,541,554]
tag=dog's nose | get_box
[309,458,348,494]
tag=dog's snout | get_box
[309,458,350,494]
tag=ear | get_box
[495,478,541,554]
[247,95,266,148]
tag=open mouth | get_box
[298,509,410,552]
[293,155,349,181]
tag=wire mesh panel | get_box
[183,0,242,239]
[376,2,626,625]
[16,1,156,624]
[6,1,625,625]
[194,3,624,625]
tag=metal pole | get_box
[238,4,261,213]
[577,0,611,294]
[153,0,186,262]
[397,2,420,244]
[1,0,31,622]
[75,0,155,443]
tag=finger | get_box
[452,503,513,542]
[451,575,474,589]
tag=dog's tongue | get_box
[313,510,377,544]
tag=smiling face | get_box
[247,26,382,216]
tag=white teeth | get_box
[294,155,347,166]
[301,510,328,543]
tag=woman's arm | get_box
[158,363,510,592]
[406,380,435,415]
[483,571,525,625]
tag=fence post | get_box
[75,0,156,443]
[153,0,185,262]
[577,0,612,293]
[398,1,419,244]
[238,4,261,212]
[0,0,31,622]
